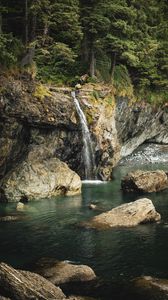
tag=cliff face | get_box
[115,96,168,157]
[0,76,168,201]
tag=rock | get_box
[2,78,77,128]
[75,84,82,90]
[68,297,96,300]
[88,204,97,210]
[0,216,20,222]
[0,262,65,300]
[132,276,168,300]
[33,258,96,286]
[121,170,168,193]
[0,118,28,179]
[116,97,168,158]
[16,202,25,211]
[0,148,81,202]
[84,198,161,229]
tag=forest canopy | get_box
[0,0,168,92]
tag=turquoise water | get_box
[0,163,168,286]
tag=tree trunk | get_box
[0,12,2,34]
[89,46,95,78]
[31,13,37,42]
[82,34,89,63]
[25,0,28,45]
[110,52,116,83]
[42,21,49,45]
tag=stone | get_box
[0,262,65,300]
[16,202,25,211]
[121,170,168,193]
[34,258,96,286]
[0,147,81,202]
[84,198,161,229]
[68,297,96,300]
[132,276,168,300]
[88,204,97,210]
[0,216,20,222]
[116,98,168,158]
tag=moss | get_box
[33,84,52,100]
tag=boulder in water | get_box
[132,276,168,300]
[0,262,65,300]
[84,198,161,229]
[0,149,81,202]
[33,258,96,286]
[121,170,168,193]
[16,202,25,211]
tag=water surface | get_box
[0,162,168,285]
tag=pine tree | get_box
[103,0,137,81]
[80,0,110,77]
[156,0,168,89]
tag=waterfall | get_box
[71,91,96,179]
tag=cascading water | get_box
[71,91,96,179]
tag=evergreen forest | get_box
[1,0,168,97]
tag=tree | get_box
[80,0,110,77]
[103,0,137,82]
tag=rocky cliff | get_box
[0,75,168,201]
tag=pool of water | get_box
[0,162,168,287]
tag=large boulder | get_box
[121,170,168,193]
[84,198,161,229]
[132,276,168,300]
[0,262,65,300]
[0,146,81,202]
[34,258,96,286]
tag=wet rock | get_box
[34,258,96,285]
[116,98,168,158]
[88,204,97,210]
[0,216,21,222]
[0,262,65,300]
[0,147,81,202]
[132,276,168,300]
[84,198,160,229]
[16,202,25,211]
[121,170,168,193]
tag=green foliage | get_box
[0,33,22,67]
[33,84,52,100]
[35,42,77,83]
[1,0,168,100]
[113,64,134,97]
[137,89,168,107]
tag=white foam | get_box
[82,180,107,184]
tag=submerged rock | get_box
[84,198,160,229]
[121,170,168,193]
[0,262,65,300]
[34,258,96,286]
[0,149,81,202]
[132,276,168,300]
[0,216,21,222]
